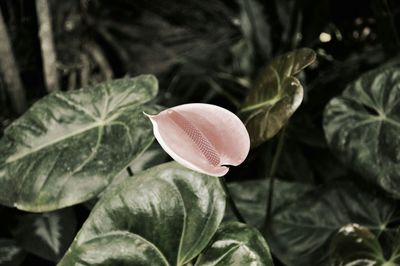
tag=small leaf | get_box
[12,208,76,262]
[239,48,316,147]
[329,224,385,266]
[0,75,159,211]
[266,182,399,266]
[0,239,26,266]
[58,162,226,266]
[146,103,250,176]
[324,66,400,198]
[195,222,274,266]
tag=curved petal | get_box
[146,103,250,176]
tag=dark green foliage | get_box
[0,0,400,265]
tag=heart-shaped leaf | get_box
[0,75,159,212]
[147,103,250,177]
[58,162,226,266]
[324,67,400,198]
[265,182,399,266]
[195,222,274,266]
[329,224,386,266]
[0,239,25,266]
[12,208,76,262]
[239,48,316,147]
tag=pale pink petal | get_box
[145,103,250,177]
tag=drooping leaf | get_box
[195,222,274,266]
[12,208,76,262]
[324,66,400,198]
[225,179,313,227]
[239,48,316,147]
[147,103,250,176]
[266,182,399,266]
[0,75,159,212]
[58,162,226,266]
[0,239,26,266]
[329,224,386,266]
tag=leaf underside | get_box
[240,48,316,147]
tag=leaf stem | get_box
[127,167,134,177]
[0,9,27,114]
[265,127,286,224]
[35,0,60,92]
[219,176,246,224]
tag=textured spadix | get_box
[146,103,250,176]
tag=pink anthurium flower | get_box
[145,103,250,177]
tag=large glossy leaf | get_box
[266,182,399,266]
[324,67,400,198]
[239,48,316,147]
[0,239,26,266]
[58,162,226,266]
[0,75,159,212]
[195,222,274,266]
[225,179,313,227]
[329,224,389,266]
[12,208,76,262]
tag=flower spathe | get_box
[145,103,250,176]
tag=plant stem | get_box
[0,9,27,114]
[219,176,246,224]
[265,127,286,224]
[35,0,60,92]
[127,167,134,177]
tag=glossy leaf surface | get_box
[195,222,274,266]
[58,162,226,266]
[239,48,316,147]
[0,75,159,211]
[324,67,400,198]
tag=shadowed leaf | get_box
[324,67,400,198]
[12,208,76,262]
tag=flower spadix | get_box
[145,103,250,176]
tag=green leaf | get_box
[83,143,168,210]
[239,48,316,147]
[0,239,26,266]
[58,162,226,266]
[324,67,400,198]
[195,222,274,266]
[0,75,159,212]
[390,230,400,264]
[12,208,76,262]
[127,142,168,175]
[266,182,399,266]
[329,224,386,266]
[225,179,313,227]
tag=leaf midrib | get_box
[6,120,105,164]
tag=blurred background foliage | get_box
[0,0,400,265]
